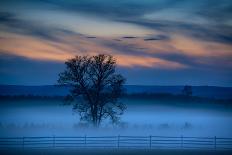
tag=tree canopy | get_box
[58,54,126,127]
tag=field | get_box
[1,149,232,155]
[0,96,232,138]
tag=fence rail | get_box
[0,136,232,150]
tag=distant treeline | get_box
[123,93,232,104]
[0,95,64,101]
[0,93,231,104]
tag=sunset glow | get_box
[0,0,232,86]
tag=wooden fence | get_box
[0,136,232,150]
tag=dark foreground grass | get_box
[1,149,232,155]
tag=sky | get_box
[0,0,232,86]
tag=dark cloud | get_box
[153,52,232,71]
[0,12,13,22]
[0,12,79,43]
[2,0,232,45]
[40,0,232,45]
[188,27,232,44]
[40,0,232,28]
[122,19,232,44]
[86,36,97,39]
[144,35,169,41]
[122,36,137,39]
[101,39,193,69]
[192,0,232,23]
[101,38,232,71]
[40,0,176,19]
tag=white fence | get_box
[0,136,232,150]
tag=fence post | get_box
[149,135,152,149]
[214,136,217,150]
[84,135,87,148]
[53,135,55,148]
[118,135,120,148]
[181,135,183,149]
[22,137,24,150]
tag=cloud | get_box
[15,9,155,37]
[122,18,232,45]
[144,35,170,41]
[0,0,232,86]
[122,36,137,39]
[0,11,187,69]
[39,0,175,19]
[99,33,232,70]
[0,11,67,42]
[115,54,186,69]
[1,9,232,71]
[0,31,187,69]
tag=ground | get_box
[1,149,232,155]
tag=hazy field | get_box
[2,149,232,155]
[0,97,232,138]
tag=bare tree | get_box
[58,54,126,127]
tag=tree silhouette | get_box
[182,85,192,97]
[58,54,126,127]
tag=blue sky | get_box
[0,0,232,86]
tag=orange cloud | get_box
[0,32,187,69]
[106,33,232,68]
[170,34,232,58]
[3,29,231,70]
[115,54,186,69]
[109,34,232,59]
[0,32,72,61]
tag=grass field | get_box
[1,149,232,155]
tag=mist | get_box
[1,97,231,138]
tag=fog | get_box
[0,98,232,138]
